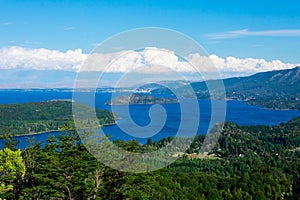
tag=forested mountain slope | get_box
[153,67,300,109]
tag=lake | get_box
[0,90,300,149]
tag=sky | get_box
[0,0,300,88]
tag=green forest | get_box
[1,116,300,199]
[0,101,115,136]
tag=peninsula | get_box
[0,101,115,136]
[105,93,178,105]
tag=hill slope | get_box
[153,67,300,109]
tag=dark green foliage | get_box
[0,101,115,135]
[0,133,19,150]
[1,116,300,199]
[19,130,118,199]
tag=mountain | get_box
[152,67,300,109]
[223,66,300,96]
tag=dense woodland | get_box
[0,101,115,135]
[0,116,300,199]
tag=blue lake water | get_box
[0,90,300,149]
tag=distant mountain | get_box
[223,66,300,96]
[152,67,300,109]
[223,66,300,109]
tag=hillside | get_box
[2,116,300,199]
[153,67,300,109]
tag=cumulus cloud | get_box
[83,48,196,73]
[0,46,86,70]
[207,54,298,77]
[0,46,298,78]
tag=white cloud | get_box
[0,46,86,70]
[206,29,300,40]
[0,46,298,79]
[77,47,195,73]
[207,54,298,77]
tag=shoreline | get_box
[14,122,117,137]
[15,130,61,137]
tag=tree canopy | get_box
[0,116,299,199]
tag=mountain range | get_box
[152,66,300,110]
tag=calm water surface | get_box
[0,90,299,149]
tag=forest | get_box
[0,116,300,199]
[0,101,115,136]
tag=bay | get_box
[0,90,299,149]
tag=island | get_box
[105,93,178,105]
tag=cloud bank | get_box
[0,46,298,78]
[0,46,86,70]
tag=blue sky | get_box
[0,0,299,88]
[1,0,299,62]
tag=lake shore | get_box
[14,122,117,137]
